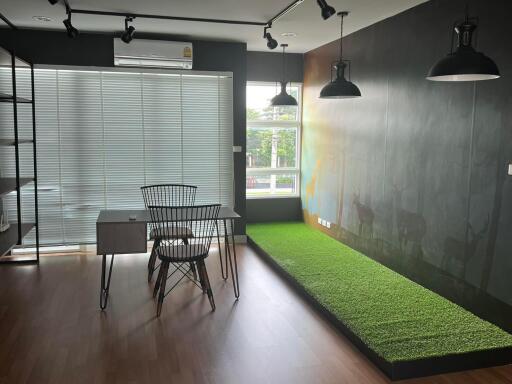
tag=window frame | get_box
[246,81,302,199]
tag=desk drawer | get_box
[97,222,147,255]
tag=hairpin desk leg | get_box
[224,219,240,299]
[100,253,115,310]
[216,220,228,280]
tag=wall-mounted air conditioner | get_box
[114,39,193,69]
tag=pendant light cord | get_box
[339,13,344,61]
[282,44,286,83]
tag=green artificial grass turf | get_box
[247,222,512,362]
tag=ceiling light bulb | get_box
[32,16,52,22]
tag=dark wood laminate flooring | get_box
[0,245,510,384]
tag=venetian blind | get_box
[3,67,234,245]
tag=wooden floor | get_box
[0,245,511,384]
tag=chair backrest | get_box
[147,204,221,261]
[141,184,197,208]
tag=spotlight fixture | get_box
[427,5,500,81]
[270,44,298,106]
[63,10,78,39]
[320,12,361,99]
[48,0,59,4]
[317,0,336,20]
[121,17,136,44]
[264,26,278,50]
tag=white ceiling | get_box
[1,0,428,53]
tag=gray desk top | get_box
[97,207,240,224]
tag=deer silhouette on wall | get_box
[353,192,374,239]
[442,216,489,279]
[393,184,427,257]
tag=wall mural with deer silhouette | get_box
[301,0,512,331]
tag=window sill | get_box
[246,194,300,200]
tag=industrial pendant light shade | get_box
[320,61,361,98]
[320,11,361,99]
[427,10,500,81]
[271,82,298,106]
[270,44,298,106]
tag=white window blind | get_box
[2,67,234,246]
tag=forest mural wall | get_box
[301,0,512,330]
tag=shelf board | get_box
[0,223,35,257]
[0,139,33,146]
[0,92,32,104]
[0,177,34,197]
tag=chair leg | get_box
[198,260,215,311]
[182,237,197,281]
[189,262,198,281]
[148,238,161,282]
[157,261,170,317]
[197,261,207,294]
[153,259,166,298]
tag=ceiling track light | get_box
[63,7,78,38]
[270,44,298,106]
[121,16,136,44]
[317,0,336,20]
[264,25,278,50]
[320,11,361,99]
[427,3,500,82]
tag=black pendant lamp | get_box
[427,5,500,82]
[270,44,298,106]
[320,11,361,99]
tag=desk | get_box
[96,207,241,309]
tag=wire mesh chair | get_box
[141,184,197,282]
[148,204,221,316]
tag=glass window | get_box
[246,82,301,198]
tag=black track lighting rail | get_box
[267,0,304,26]
[60,0,307,29]
[70,8,267,27]
[51,0,334,49]
[0,12,17,30]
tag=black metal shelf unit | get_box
[0,46,39,263]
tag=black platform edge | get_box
[247,236,512,381]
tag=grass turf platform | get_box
[247,222,512,379]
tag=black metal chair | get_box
[148,204,221,316]
[141,184,197,282]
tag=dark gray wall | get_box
[0,28,247,234]
[247,51,303,83]
[302,0,512,331]
[247,197,302,223]
[246,50,304,223]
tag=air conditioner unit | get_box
[114,39,193,69]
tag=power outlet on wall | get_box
[318,217,331,229]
